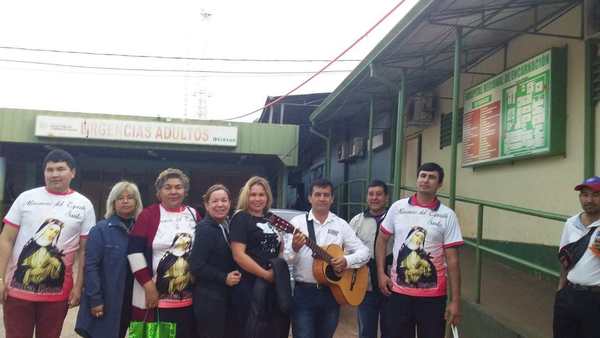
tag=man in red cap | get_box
[554,176,600,338]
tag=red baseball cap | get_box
[575,176,600,192]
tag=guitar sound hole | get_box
[325,265,341,282]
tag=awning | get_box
[310,0,582,125]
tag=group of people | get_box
[0,148,469,338]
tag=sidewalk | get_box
[0,245,556,338]
[0,299,359,338]
[460,245,556,338]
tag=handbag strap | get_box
[186,206,197,223]
[142,308,161,323]
[142,309,150,323]
[451,325,459,338]
[559,225,599,270]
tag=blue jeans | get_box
[292,284,340,338]
[357,291,388,338]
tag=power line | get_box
[0,58,353,74]
[223,0,410,121]
[0,45,362,63]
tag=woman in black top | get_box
[230,176,287,338]
[190,184,241,338]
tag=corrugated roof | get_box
[311,0,581,124]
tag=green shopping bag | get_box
[128,310,176,338]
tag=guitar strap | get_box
[306,213,318,258]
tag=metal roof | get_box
[258,93,329,124]
[310,0,582,124]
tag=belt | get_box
[295,281,324,289]
[566,281,600,292]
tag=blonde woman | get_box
[229,176,289,338]
[75,181,143,338]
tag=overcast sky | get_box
[0,0,418,122]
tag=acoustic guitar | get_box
[265,212,368,306]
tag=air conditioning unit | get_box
[350,137,365,158]
[407,93,436,127]
[337,142,350,162]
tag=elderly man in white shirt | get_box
[286,178,369,338]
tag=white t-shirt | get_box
[559,213,600,286]
[3,187,96,302]
[381,195,463,297]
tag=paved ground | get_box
[0,296,359,338]
[460,246,555,338]
[0,245,555,338]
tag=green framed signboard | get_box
[462,48,566,167]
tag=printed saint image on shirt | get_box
[256,221,280,256]
[12,218,66,293]
[396,226,437,288]
[156,232,193,299]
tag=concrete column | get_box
[393,69,407,201]
[584,39,597,178]
[280,104,286,124]
[449,27,462,210]
[367,96,375,186]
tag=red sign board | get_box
[463,101,500,164]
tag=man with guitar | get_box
[375,163,463,338]
[285,178,369,338]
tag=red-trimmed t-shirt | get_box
[3,187,96,302]
[380,195,463,297]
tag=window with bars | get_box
[439,109,464,149]
[591,43,600,106]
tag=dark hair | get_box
[417,162,444,184]
[43,149,76,170]
[368,179,388,195]
[309,178,334,195]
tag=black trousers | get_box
[553,284,600,338]
[158,306,196,338]
[384,292,446,338]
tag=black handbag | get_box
[558,226,598,271]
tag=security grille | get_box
[439,109,464,149]
[592,43,600,106]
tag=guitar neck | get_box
[265,212,333,262]
[303,236,333,262]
